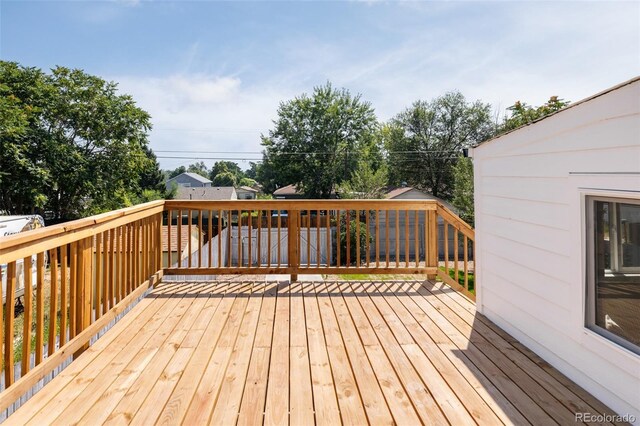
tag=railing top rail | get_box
[0,200,164,264]
[435,202,474,239]
[164,199,439,210]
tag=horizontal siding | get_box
[480,213,571,256]
[481,233,572,284]
[475,80,640,422]
[482,250,572,304]
[482,195,570,230]
[481,176,569,204]
[481,146,640,177]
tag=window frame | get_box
[585,195,640,355]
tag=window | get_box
[587,196,640,354]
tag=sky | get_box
[1,0,639,171]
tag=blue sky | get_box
[2,1,639,170]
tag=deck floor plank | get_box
[5,279,624,426]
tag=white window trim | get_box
[584,195,640,355]
[571,178,640,371]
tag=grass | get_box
[439,266,475,294]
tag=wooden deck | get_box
[5,278,620,425]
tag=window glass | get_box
[591,199,640,351]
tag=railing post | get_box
[74,236,93,358]
[288,210,300,282]
[427,209,438,280]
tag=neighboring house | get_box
[376,186,461,260]
[236,186,259,200]
[273,184,337,199]
[165,172,212,191]
[161,224,202,267]
[273,184,304,199]
[471,77,640,421]
[174,186,237,201]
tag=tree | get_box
[239,177,258,188]
[385,92,493,199]
[212,171,237,186]
[209,160,244,182]
[451,156,474,224]
[167,165,186,179]
[187,161,209,179]
[137,145,165,194]
[0,61,153,220]
[500,96,570,133]
[261,82,380,198]
[336,161,387,199]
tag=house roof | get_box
[161,225,202,252]
[168,172,212,184]
[384,187,414,199]
[273,184,298,195]
[238,186,259,193]
[474,75,640,149]
[175,186,236,200]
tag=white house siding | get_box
[472,79,640,422]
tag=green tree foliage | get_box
[451,156,474,225]
[209,160,244,182]
[385,92,493,199]
[338,213,371,265]
[167,165,187,179]
[212,171,237,186]
[187,161,210,179]
[500,96,570,133]
[261,83,380,198]
[337,161,388,199]
[0,62,154,219]
[239,177,258,188]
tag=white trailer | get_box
[0,215,46,304]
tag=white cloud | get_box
[115,74,295,170]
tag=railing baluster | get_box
[102,230,109,315]
[346,210,351,267]
[267,210,272,267]
[336,210,341,268]
[218,210,223,269]
[307,210,311,268]
[355,209,360,268]
[228,210,232,268]
[60,245,68,346]
[405,210,410,268]
[198,210,203,269]
[36,252,45,365]
[188,210,193,268]
[248,209,253,268]
[375,210,380,268]
[414,210,419,268]
[167,210,172,268]
[395,209,400,267]
[444,222,449,276]
[69,241,77,339]
[209,209,213,268]
[238,210,242,268]
[316,210,321,267]
[365,210,370,267]
[49,247,59,356]
[464,235,469,291]
[385,210,389,267]
[267,210,282,268]
[95,232,102,319]
[5,261,16,385]
[326,210,331,267]
[257,209,262,268]
[22,255,33,375]
[177,210,182,268]
[454,228,459,283]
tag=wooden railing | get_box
[0,201,164,409]
[0,198,474,409]
[163,200,475,297]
